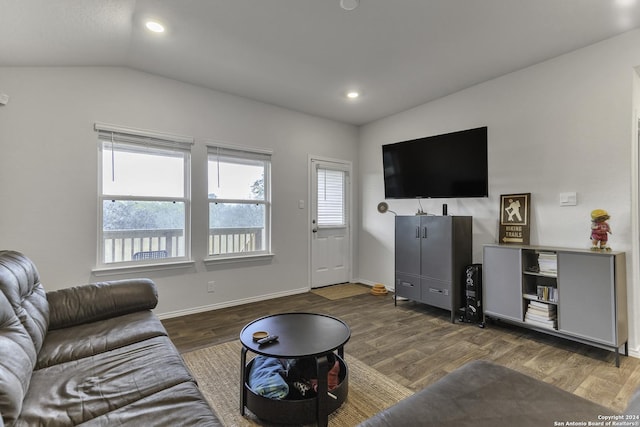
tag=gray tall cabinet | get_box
[483,244,628,366]
[395,215,472,322]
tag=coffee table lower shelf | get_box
[243,355,349,425]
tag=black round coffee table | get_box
[239,312,351,427]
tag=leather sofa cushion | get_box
[0,250,49,354]
[0,291,37,426]
[75,382,222,427]
[37,310,168,369]
[46,278,158,330]
[18,336,196,426]
[358,360,613,427]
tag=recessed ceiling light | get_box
[340,0,360,11]
[616,0,636,6]
[145,21,165,33]
[346,91,360,99]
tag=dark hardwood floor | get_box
[162,284,640,412]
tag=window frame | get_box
[95,123,193,269]
[205,143,272,261]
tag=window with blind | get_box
[207,144,271,257]
[95,123,192,266]
[317,168,346,227]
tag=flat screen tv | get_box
[382,126,488,199]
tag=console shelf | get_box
[483,244,628,366]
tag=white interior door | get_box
[310,159,351,288]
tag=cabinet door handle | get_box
[423,226,428,239]
[415,226,420,238]
[400,282,414,287]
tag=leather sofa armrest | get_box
[46,279,159,330]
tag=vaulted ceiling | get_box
[1,0,639,125]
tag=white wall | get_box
[358,29,640,353]
[0,67,358,316]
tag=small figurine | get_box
[590,209,612,251]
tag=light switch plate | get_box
[560,192,577,206]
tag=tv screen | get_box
[382,126,488,199]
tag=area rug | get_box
[311,283,371,300]
[182,340,412,426]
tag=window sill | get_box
[92,260,196,276]
[203,253,275,265]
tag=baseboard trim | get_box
[156,287,309,320]
[355,278,392,291]
[356,278,375,287]
[628,345,640,360]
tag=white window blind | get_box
[95,122,194,149]
[317,168,346,227]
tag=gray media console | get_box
[483,244,628,366]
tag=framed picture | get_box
[499,193,531,245]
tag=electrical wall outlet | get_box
[207,281,215,293]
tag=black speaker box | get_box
[463,264,483,324]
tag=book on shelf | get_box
[525,310,556,321]
[526,303,556,317]
[528,300,552,310]
[526,306,555,318]
[536,285,558,302]
[537,251,557,275]
[524,300,557,329]
[524,316,557,329]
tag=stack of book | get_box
[537,252,557,275]
[536,285,558,303]
[524,300,557,330]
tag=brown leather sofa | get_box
[0,250,221,427]
[358,358,640,427]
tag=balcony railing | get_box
[209,227,263,256]
[103,228,184,263]
[103,227,264,263]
